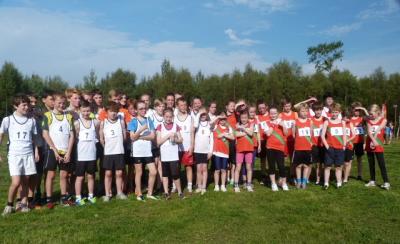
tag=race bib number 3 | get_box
[298,127,311,137]
[345,128,351,136]
[330,127,344,136]
[354,127,364,135]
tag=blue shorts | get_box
[324,148,345,166]
[214,156,228,170]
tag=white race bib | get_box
[298,127,311,137]
[313,128,321,137]
[262,122,269,132]
[370,125,381,135]
[330,127,344,136]
[105,129,118,138]
[283,120,294,129]
[11,130,30,142]
[345,128,351,136]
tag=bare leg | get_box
[87,174,95,195]
[8,176,22,205]
[104,170,113,196]
[147,163,157,196]
[75,176,84,197]
[115,170,124,195]
[134,163,143,196]
[45,171,55,199]
[214,170,220,186]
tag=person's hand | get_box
[35,153,40,163]
[258,145,261,153]
[325,145,330,150]
[169,132,175,139]
[207,152,212,160]
[309,97,318,103]
[64,153,71,163]
[188,147,193,156]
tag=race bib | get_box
[11,130,30,141]
[79,131,96,142]
[345,128,351,136]
[298,127,311,137]
[283,120,294,129]
[105,129,118,138]
[354,127,364,135]
[330,127,344,136]
[313,128,321,137]
[58,124,71,136]
[370,125,381,135]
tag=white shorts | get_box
[8,154,37,176]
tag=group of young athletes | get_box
[0,88,391,216]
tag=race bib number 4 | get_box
[330,127,344,136]
[298,127,311,137]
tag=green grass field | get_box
[0,142,399,243]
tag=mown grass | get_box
[0,142,399,243]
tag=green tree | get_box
[82,69,98,91]
[0,62,23,116]
[307,41,344,73]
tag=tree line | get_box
[1,59,399,123]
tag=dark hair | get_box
[351,101,362,109]
[280,98,291,106]
[176,97,187,105]
[256,99,266,106]
[42,89,55,99]
[165,93,175,99]
[135,100,146,109]
[312,102,323,111]
[13,94,30,107]
[92,89,102,96]
[106,102,120,112]
[226,100,235,106]
[323,92,333,100]
[80,100,91,108]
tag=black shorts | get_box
[44,149,75,173]
[229,140,236,164]
[35,146,45,175]
[103,154,125,170]
[75,160,97,176]
[133,157,154,165]
[194,153,208,164]
[292,150,312,165]
[311,146,325,164]
[96,142,104,167]
[125,149,132,165]
[353,143,364,157]
[257,140,267,158]
[345,149,354,162]
[161,161,180,180]
[152,147,160,158]
[324,148,344,167]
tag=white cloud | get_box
[224,28,260,46]
[0,7,270,84]
[220,0,292,12]
[320,22,361,36]
[241,21,271,35]
[358,0,400,20]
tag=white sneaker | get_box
[187,186,193,193]
[20,204,30,213]
[195,188,202,193]
[2,206,14,216]
[336,182,342,188]
[116,193,128,200]
[282,184,289,191]
[271,183,279,192]
[171,184,177,193]
[234,187,240,193]
[201,189,206,195]
[102,196,111,202]
[214,185,220,192]
[220,185,227,192]
[246,185,254,192]
[365,181,376,187]
[381,182,391,190]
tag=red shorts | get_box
[179,151,194,166]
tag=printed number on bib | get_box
[313,128,321,137]
[58,125,70,135]
[330,127,344,136]
[12,131,30,141]
[106,129,117,138]
[283,120,294,129]
[260,122,269,131]
[345,128,351,136]
[354,127,364,135]
[370,125,381,135]
[298,127,311,137]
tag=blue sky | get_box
[0,0,399,84]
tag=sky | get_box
[0,0,399,84]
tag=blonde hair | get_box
[331,103,342,112]
[369,104,381,115]
[65,88,81,99]
[297,103,309,112]
[153,99,164,107]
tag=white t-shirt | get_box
[77,119,97,161]
[0,113,37,156]
[175,113,193,152]
[159,123,179,162]
[103,119,125,155]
